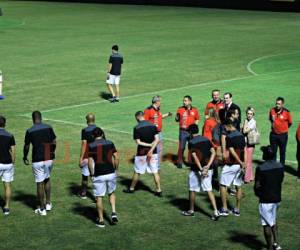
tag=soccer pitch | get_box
[0,1,300,249]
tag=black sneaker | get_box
[109,96,116,103]
[181,210,195,216]
[114,97,119,102]
[154,191,163,197]
[95,219,105,228]
[3,208,10,215]
[273,243,282,250]
[111,212,118,224]
[231,208,240,217]
[123,188,135,194]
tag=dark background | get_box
[17,0,300,12]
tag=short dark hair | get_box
[112,45,119,51]
[0,115,6,127]
[276,97,285,103]
[224,92,232,98]
[32,111,42,122]
[224,118,234,126]
[261,145,275,161]
[188,124,199,135]
[183,95,192,101]
[212,89,220,93]
[93,127,105,139]
[135,111,144,118]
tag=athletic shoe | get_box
[181,210,195,216]
[273,243,282,250]
[109,96,116,103]
[123,188,135,194]
[177,163,183,169]
[231,208,240,217]
[3,208,10,215]
[0,95,5,100]
[95,219,105,228]
[78,191,87,199]
[46,203,52,211]
[154,191,163,197]
[211,210,220,221]
[34,208,47,216]
[115,97,119,102]
[111,212,118,224]
[219,208,230,217]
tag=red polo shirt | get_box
[296,123,300,142]
[204,100,225,116]
[202,118,218,147]
[144,106,163,132]
[176,106,200,130]
[269,108,292,134]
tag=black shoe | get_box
[95,219,105,228]
[177,163,183,169]
[3,208,10,215]
[154,191,163,197]
[111,212,118,224]
[114,97,119,102]
[109,96,116,103]
[123,188,135,194]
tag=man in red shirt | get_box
[296,123,300,180]
[204,89,224,119]
[175,95,200,168]
[144,95,172,167]
[269,97,292,166]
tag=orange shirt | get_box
[296,123,300,142]
[144,106,163,132]
[269,108,292,134]
[176,106,200,130]
[204,100,225,116]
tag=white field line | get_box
[246,50,300,76]
[18,115,297,165]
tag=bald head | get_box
[86,113,95,124]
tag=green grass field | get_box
[0,1,300,249]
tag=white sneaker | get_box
[35,208,47,216]
[46,203,52,211]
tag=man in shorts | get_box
[78,113,97,199]
[0,116,16,215]
[106,45,123,103]
[254,146,284,250]
[219,119,246,217]
[23,111,56,216]
[181,124,220,220]
[88,127,119,228]
[123,111,162,196]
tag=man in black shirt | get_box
[123,111,161,196]
[106,44,123,103]
[219,120,246,217]
[23,111,56,216]
[219,92,241,129]
[78,113,97,199]
[181,124,219,220]
[88,127,119,228]
[0,116,16,215]
[254,146,284,250]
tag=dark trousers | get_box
[297,141,300,178]
[177,130,190,164]
[269,132,288,166]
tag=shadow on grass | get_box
[229,230,265,250]
[72,202,113,225]
[118,176,155,194]
[0,196,5,208]
[166,194,211,219]
[99,91,112,100]
[13,191,36,209]
[68,182,94,201]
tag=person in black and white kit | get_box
[23,111,56,216]
[181,124,220,220]
[219,119,246,217]
[88,127,119,228]
[78,113,97,199]
[254,146,284,250]
[0,116,16,215]
[123,111,162,196]
[106,44,123,103]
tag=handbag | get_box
[247,128,260,145]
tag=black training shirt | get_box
[0,129,15,164]
[225,130,245,165]
[109,52,123,76]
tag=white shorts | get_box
[259,203,280,226]
[106,74,120,85]
[134,154,159,174]
[92,172,117,197]
[32,160,54,183]
[0,163,14,182]
[189,170,213,192]
[220,164,243,187]
[80,159,90,177]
